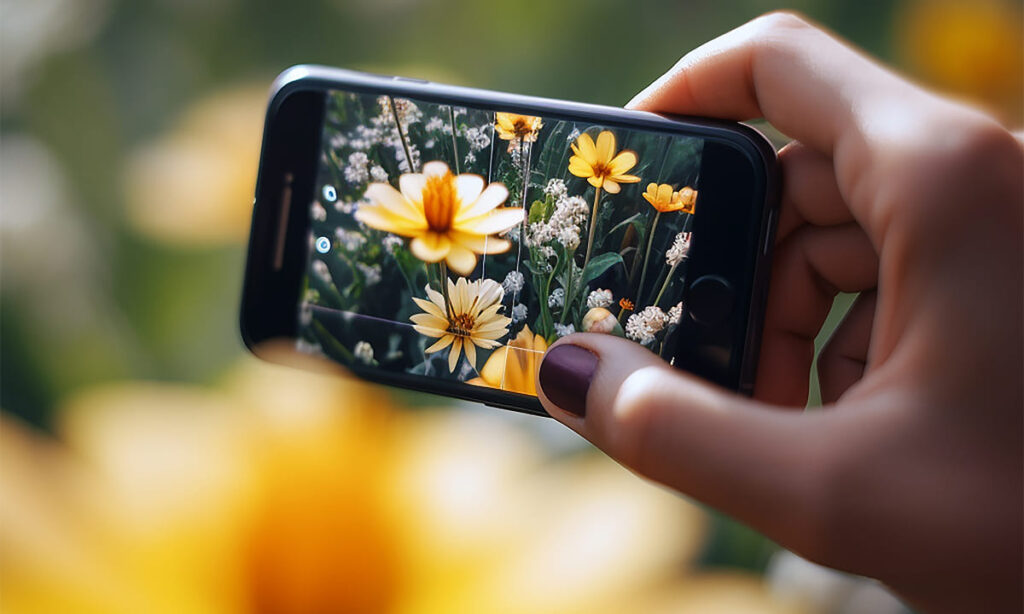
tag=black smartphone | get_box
[240,65,779,416]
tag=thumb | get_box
[537,333,833,555]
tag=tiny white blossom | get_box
[425,117,445,132]
[625,306,669,345]
[462,126,491,152]
[512,303,528,323]
[334,227,366,252]
[357,262,382,285]
[666,232,692,267]
[312,259,331,282]
[296,339,323,355]
[668,302,684,325]
[311,201,327,222]
[344,151,369,184]
[553,323,575,338]
[299,302,313,326]
[354,341,374,364]
[501,270,525,294]
[334,199,356,215]
[548,287,565,309]
[369,165,388,182]
[587,288,614,309]
[383,235,403,253]
[543,178,567,200]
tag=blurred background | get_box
[1,0,1020,612]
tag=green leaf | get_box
[608,212,642,236]
[581,252,624,287]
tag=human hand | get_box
[535,12,1023,613]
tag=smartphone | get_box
[240,65,779,416]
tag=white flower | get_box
[464,152,476,165]
[587,288,614,309]
[425,117,445,132]
[369,165,388,182]
[512,303,528,323]
[311,201,327,222]
[566,127,581,143]
[462,125,491,152]
[354,341,374,364]
[543,178,567,200]
[383,234,403,254]
[525,192,589,251]
[334,199,356,215]
[334,227,366,252]
[625,306,669,345]
[548,287,565,309]
[395,142,421,173]
[378,96,422,125]
[501,270,525,294]
[312,259,331,282]
[357,262,382,285]
[668,302,683,325]
[554,323,575,338]
[299,302,313,326]
[666,231,692,267]
[344,151,369,184]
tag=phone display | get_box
[300,88,703,399]
[241,66,778,415]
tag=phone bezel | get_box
[240,65,779,416]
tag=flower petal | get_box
[449,231,510,255]
[445,244,477,276]
[366,182,423,221]
[454,174,485,206]
[574,132,597,163]
[410,233,451,263]
[478,346,508,387]
[603,180,621,194]
[425,334,454,353]
[587,176,603,189]
[608,150,637,175]
[422,160,450,178]
[410,313,449,330]
[455,183,508,221]
[413,323,447,338]
[568,156,594,178]
[595,130,616,164]
[448,337,462,371]
[399,173,427,205]
[463,339,477,367]
[458,208,524,235]
[412,296,446,319]
[353,206,424,236]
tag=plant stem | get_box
[439,261,450,314]
[388,95,417,173]
[583,185,603,270]
[448,105,460,174]
[653,262,679,307]
[636,211,661,305]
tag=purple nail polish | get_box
[539,344,597,417]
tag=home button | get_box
[687,275,734,327]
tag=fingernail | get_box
[539,344,598,417]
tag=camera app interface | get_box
[297,89,702,398]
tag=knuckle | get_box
[754,10,812,33]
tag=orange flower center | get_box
[590,161,611,179]
[619,298,634,311]
[422,172,459,233]
[449,313,475,336]
[513,118,532,137]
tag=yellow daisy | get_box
[642,183,697,214]
[468,325,548,395]
[568,130,640,194]
[354,161,524,275]
[410,277,511,372]
[494,112,543,146]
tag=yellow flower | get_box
[494,112,543,145]
[568,130,640,194]
[468,325,548,395]
[410,277,511,372]
[642,183,698,214]
[354,161,524,275]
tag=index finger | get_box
[627,12,920,162]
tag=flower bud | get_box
[582,307,624,336]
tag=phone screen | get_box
[295,88,703,399]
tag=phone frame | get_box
[240,65,779,416]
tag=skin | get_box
[536,12,1023,613]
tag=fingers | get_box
[818,291,877,403]
[626,11,931,241]
[536,333,832,553]
[754,223,878,406]
[776,142,852,243]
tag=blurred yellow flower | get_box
[355,160,524,274]
[568,130,640,194]
[123,84,266,245]
[897,0,1023,122]
[494,112,543,147]
[642,183,698,214]
[411,277,511,372]
[468,325,547,395]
